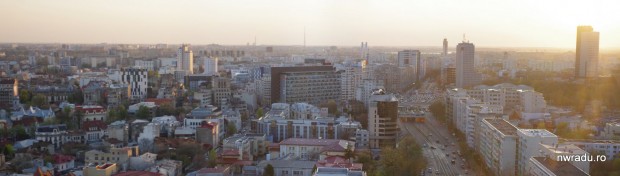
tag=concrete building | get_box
[397,50,423,81]
[602,122,620,139]
[516,129,558,176]
[83,163,118,176]
[271,66,340,105]
[0,78,18,107]
[367,90,398,149]
[35,124,68,148]
[212,76,232,108]
[564,140,620,159]
[203,57,219,76]
[526,157,588,176]
[479,118,518,176]
[355,79,384,107]
[120,67,148,100]
[76,105,107,122]
[539,143,590,173]
[335,60,366,102]
[177,44,194,75]
[107,84,130,109]
[575,26,600,78]
[134,60,156,71]
[257,160,316,176]
[271,138,354,160]
[85,146,140,171]
[455,42,480,88]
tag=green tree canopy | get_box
[264,164,275,176]
[136,105,151,120]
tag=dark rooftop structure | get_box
[36,124,68,133]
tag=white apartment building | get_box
[177,44,194,74]
[564,140,620,159]
[203,57,219,76]
[517,129,558,176]
[479,118,518,176]
[467,83,546,113]
[134,60,156,71]
[465,104,503,149]
[355,79,384,107]
[335,60,366,102]
[290,102,321,120]
[539,143,590,173]
[526,157,588,176]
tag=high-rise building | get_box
[367,90,399,149]
[0,78,19,107]
[336,60,366,102]
[177,44,194,74]
[575,26,600,78]
[212,76,232,108]
[120,67,148,101]
[443,38,448,56]
[203,57,218,76]
[397,50,420,68]
[270,66,341,105]
[516,129,558,176]
[456,42,479,88]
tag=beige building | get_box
[83,163,119,176]
[85,146,139,171]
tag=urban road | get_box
[401,81,473,176]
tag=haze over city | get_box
[1,0,619,48]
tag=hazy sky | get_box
[1,0,619,48]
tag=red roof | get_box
[197,167,229,174]
[82,120,108,131]
[221,149,240,156]
[76,105,106,114]
[145,98,173,106]
[114,171,163,176]
[53,154,75,164]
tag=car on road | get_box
[451,160,456,164]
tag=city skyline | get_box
[1,0,619,48]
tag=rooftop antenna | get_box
[254,36,256,46]
[463,33,467,43]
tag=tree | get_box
[156,103,175,116]
[207,149,217,167]
[256,108,264,118]
[344,144,355,161]
[3,144,14,157]
[118,106,128,120]
[10,125,29,140]
[226,123,237,137]
[19,89,31,104]
[31,94,47,108]
[429,101,447,122]
[264,164,275,176]
[136,105,151,119]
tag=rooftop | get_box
[484,118,518,136]
[518,129,557,138]
[532,157,588,176]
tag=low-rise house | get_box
[85,146,140,171]
[35,124,68,148]
[256,160,316,176]
[270,138,355,160]
[76,105,108,122]
[107,120,129,143]
[82,81,107,105]
[82,120,107,142]
[84,163,119,176]
[146,159,182,176]
[52,154,76,172]
[11,106,55,121]
[128,102,157,117]
[195,166,232,176]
